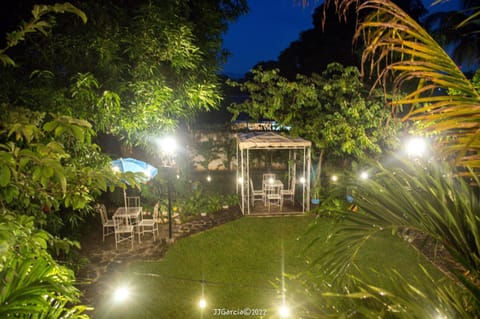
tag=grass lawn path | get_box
[94,216,444,318]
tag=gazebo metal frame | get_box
[236,132,311,215]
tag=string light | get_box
[112,286,130,303]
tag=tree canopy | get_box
[228,63,401,193]
[0,0,248,147]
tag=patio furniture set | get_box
[96,197,179,249]
[249,173,295,211]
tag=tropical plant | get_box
[0,210,90,318]
[297,0,480,317]
[307,157,480,318]
[327,0,480,173]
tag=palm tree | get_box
[329,0,480,171]
[302,0,480,317]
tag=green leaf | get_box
[0,166,11,187]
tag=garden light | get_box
[158,136,177,241]
[268,177,274,184]
[198,298,207,309]
[112,286,130,303]
[159,136,177,155]
[299,176,306,184]
[331,174,338,182]
[206,175,212,182]
[405,137,427,158]
[237,177,243,184]
[278,304,291,318]
[360,171,369,180]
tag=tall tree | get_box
[229,63,400,196]
[0,0,248,147]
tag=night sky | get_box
[221,0,462,78]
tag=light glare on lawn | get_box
[113,286,130,303]
[198,298,207,309]
[278,304,290,318]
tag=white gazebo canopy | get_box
[236,132,311,214]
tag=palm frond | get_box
[329,0,480,171]
[312,157,480,310]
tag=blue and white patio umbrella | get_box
[111,158,158,208]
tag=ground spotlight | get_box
[112,286,130,303]
[278,304,290,318]
[198,298,207,309]
[360,171,369,180]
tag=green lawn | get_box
[93,216,445,318]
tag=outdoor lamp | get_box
[360,171,369,180]
[159,136,177,242]
[405,136,427,158]
[278,304,291,318]
[112,286,130,303]
[198,298,207,309]
[331,174,338,182]
[299,177,306,184]
[160,136,177,156]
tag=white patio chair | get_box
[265,181,283,212]
[250,178,265,206]
[96,203,114,242]
[113,214,135,249]
[281,178,295,205]
[137,202,159,242]
[126,196,140,208]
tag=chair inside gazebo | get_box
[248,170,304,215]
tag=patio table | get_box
[114,206,142,225]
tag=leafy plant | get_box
[327,0,480,174]
[0,210,90,318]
[0,2,87,66]
[309,156,480,317]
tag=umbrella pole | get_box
[123,188,127,210]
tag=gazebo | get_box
[236,132,312,215]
